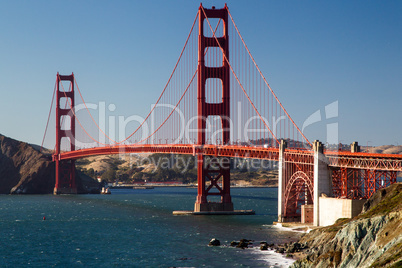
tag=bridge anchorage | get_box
[47,4,401,224]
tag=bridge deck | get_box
[56,145,402,172]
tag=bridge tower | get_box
[195,4,233,212]
[53,73,77,194]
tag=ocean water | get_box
[0,187,300,267]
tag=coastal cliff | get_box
[291,183,402,268]
[0,134,100,194]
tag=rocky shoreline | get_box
[208,238,301,254]
[289,183,402,267]
[225,183,402,267]
[207,237,309,267]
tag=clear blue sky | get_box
[1,0,401,147]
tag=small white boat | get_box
[101,187,111,194]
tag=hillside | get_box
[75,143,402,186]
[76,154,279,186]
[366,145,402,155]
[0,134,100,194]
[290,183,402,268]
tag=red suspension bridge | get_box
[42,4,401,225]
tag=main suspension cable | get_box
[73,12,200,146]
[228,9,312,148]
[40,79,57,153]
[201,6,280,146]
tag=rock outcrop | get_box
[0,134,100,194]
[291,183,402,268]
[208,238,221,246]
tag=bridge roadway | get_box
[56,144,402,172]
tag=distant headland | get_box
[0,134,100,194]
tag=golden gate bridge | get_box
[42,4,401,226]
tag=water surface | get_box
[0,187,300,267]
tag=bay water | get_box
[0,187,300,267]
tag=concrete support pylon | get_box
[277,140,287,222]
[351,141,360,153]
[313,140,331,226]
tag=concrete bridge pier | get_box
[277,139,333,225]
[277,140,287,222]
[351,141,361,153]
[313,140,332,226]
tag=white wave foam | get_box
[268,223,312,233]
[249,247,296,267]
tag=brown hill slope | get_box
[0,134,100,194]
[370,145,402,154]
[76,153,279,186]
